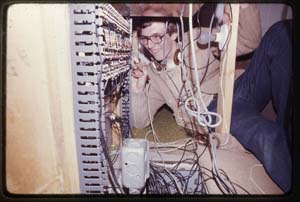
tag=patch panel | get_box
[70,3,132,194]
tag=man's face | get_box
[140,22,176,62]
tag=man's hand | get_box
[131,57,149,93]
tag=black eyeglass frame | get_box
[139,33,166,45]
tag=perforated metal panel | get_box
[69,4,131,194]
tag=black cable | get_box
[231,182,251,195]
[103,70,128,97]
[183,56,217,70]
[157,137,209,194]
[150,164,171,194]
[149,165,167,194]
[97,76,122,193]
[185,139,209,194]
[170,139,193,171]
[149,152,210,195]
[95,18,125,193]
[163,167,183,194]
[182,31,202,52]
[110,123,121,164]
[219,168,238,194]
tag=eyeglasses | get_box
[139,34,166,45]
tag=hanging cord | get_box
[249,164,265,194]
[95,16,124,194]
[209,134,237,194]
[184,4,222,128]
[162,21,169,66]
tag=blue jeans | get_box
[208,20,292,192]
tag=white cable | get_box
[188,4,207,111]
[108,170,124,194]
[144,127,160,143]
[158,137,190,146]
[146,86,167,169]
[162,21,169,65]
[209,135,236,194]
[179,5,196,105]
[152,137,191,146]
[151,138,193,153]
[176,23,181,46]
[144,129,153,140]
[179,9,189,83]
[145,90,167,169]
[184,97,222,128]
[215,4,225,25]
[210,136,230,193]
[249,164,265,194]
[185,4,223,129]
[146,85,161,143]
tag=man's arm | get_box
[130,86,165,129]
[222,4,261,56]
[130,90,150,129]
[235,4,262,56]
[130,60,165,129]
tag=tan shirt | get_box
[130,5,262,132]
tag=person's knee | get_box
[265,19,292,42]
[274,19,292,30]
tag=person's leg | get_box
[208,98,291,192]
[233,20,292,143]
[232,20,292,192]
[207,20,293,192]
[230,99,291,192]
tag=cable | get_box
[160,21,169,66]
[184,4,223,129]
[95,14,126,194]
[183,57,217,70]
[199,11,214,86]
[151,138,194,153]
[209,134,237,194]
[146,85,161,144]
[249,164,265,194]
[149,135,210,194]
[164,167,184,194]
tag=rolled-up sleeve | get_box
[130,82,165,129]
[236,4,262,56]
[130,90,150,129]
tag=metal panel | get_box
[70,3,131,194]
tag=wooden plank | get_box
[216,4,240,134]
[6,4,80,194]
[40,5,80,193]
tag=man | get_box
[131,4,261,131]
[130,4,292,192]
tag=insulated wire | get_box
[186,4,222,128]
[95,15,125,194]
